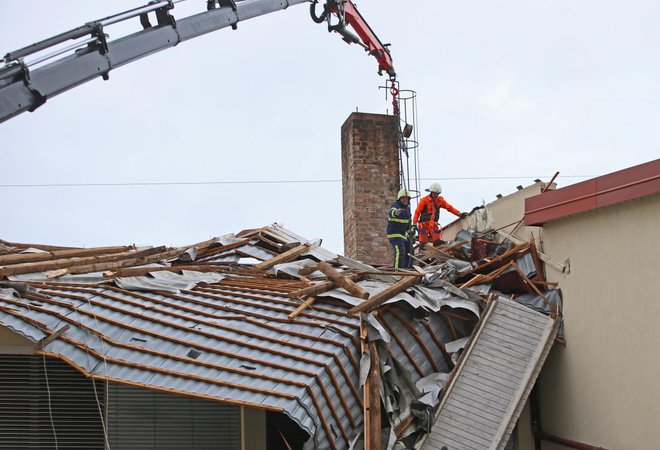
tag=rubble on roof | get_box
[0,223,562,449]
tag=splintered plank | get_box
[0,239,79,252]
[348,274,422,314]
[496,230,565,273]
[459,242,531,278]
[288,297,317,320]
[287,272,360,299]
[317,261,369,299]
[0,245,134,266]
[255,243,310,270]
[0,247,168,276]
[361,318,381,450]
[46,247,187,278]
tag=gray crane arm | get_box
[0,0,311,123]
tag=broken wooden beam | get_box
[459,274,487,289]
[279,431,296,450]
[459,242,531,278]
[0,246,169,277]
[34,325,70,350]
[45,247,187,278]
[360,318,382,450]
[511,263,559,315]
[394,415,415,438]
[366,339,382,450]
[349,274,422,314]
[255,243,310,270]
[194,238,251,259]
[0,239,79,252]
[45,269,69,279]
[492,218,524,233]
[297,264,320,277]
[235,249,269,262]
[528,240,547,282]
[256,232,284,250]
[288,280,334,298]
[0,245,135,266]
[543,171,560,193]
[186,236,220,251]
[288,296,317,320]
[287,273,360,299]
[412,265,426,275]
[437,239,470,253]
[417,245,453,260]
[496,229,566,273]
[409,253,431,267]
[460,261,516,289]
[317,262,369,299]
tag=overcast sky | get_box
[1,0,658,253]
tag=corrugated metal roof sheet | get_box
[0,223,564,449]
[0,224,480,450]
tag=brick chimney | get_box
[341,112,400,265]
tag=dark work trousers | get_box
[389,237,411,269]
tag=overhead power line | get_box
[0,175,595,189]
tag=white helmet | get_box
[426,183,442,194]
[397,189,412,200]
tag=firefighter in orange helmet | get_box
[413,183,467,247]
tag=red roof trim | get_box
[524,159,660,226]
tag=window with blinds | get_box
[0,355,106,450]
[0,355,241,450]
[107,383,241,450]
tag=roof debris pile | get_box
[0,223,561,449]
[414,229,563,321]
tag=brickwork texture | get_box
[341,112,400,266]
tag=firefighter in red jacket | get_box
[413,183,466,246]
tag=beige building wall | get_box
[442,182,660,449]
[525,193,660,449]
[241,407,267,450]
[0,326,34,353]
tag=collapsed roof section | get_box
[0,223,561,449]
[419,297,559,450]
[415,228,563,316]
[0,225,477,449]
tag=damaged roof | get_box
[0,225,479,449]
[0,223,561,449]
